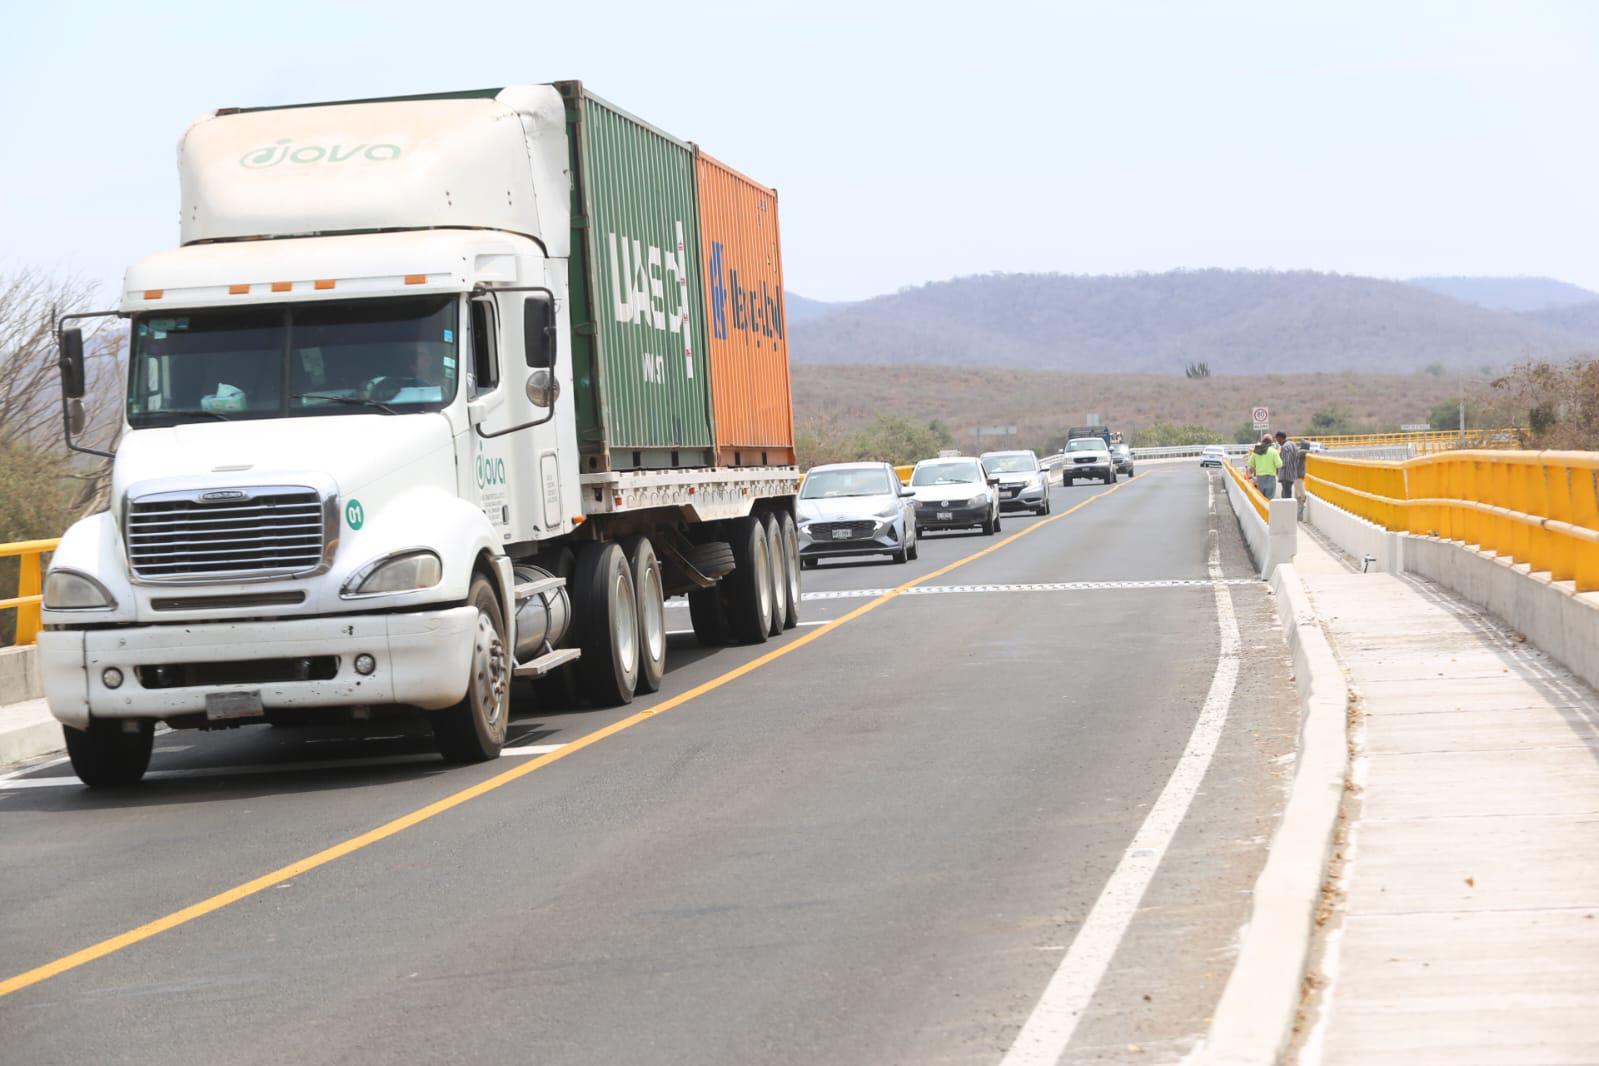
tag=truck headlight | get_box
[342,550,443,597]
[43,569,117,610]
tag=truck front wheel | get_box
[573,542,640,706]
[66,718,154,787]
[432,574,510,763]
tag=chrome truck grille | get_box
[124,486,334,582]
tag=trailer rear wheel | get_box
[760,514,787,637]
[432,574,509,763]
[65,718,154,787]
[688,585,729,646]
[573,542,639,705]
[621,535,666,695]
[724,516,773,644]
[779,512,801,629]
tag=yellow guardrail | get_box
[2,538,59,647]
[1225,459,1270,523]
[1302,428,1519,454]
[1307,450,1599,590]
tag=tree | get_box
[1131,420,1223,447]
[1308,405,1358,436]
[1491,358,1599,449]
[1184,361,1212,379]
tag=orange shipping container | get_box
[695,151,795,466]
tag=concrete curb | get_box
[0,698,66,768]
[1187,563,1351,1065]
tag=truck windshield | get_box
[127,297,459,427]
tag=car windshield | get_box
[912,460,982,486]
[1067,439,1107,452]
[801,468,897,499]
[981,453,1038,473]
[127,296,459,427]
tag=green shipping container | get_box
[559,83,714,472]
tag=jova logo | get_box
[239,139,402,169]
[707,241,784,344]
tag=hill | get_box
[1518,300,1599,345]
[784,293,855,325]
[791,363,1490,457]
[786,270,1594,375]
[1407,275,1599,312]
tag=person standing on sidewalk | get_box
[1247,435,1281,498]
[1274,431,1303,500]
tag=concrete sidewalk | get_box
[1294,529,1599,1065]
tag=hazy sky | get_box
[4,1,1597,302]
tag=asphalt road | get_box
[0,467,1299,1065]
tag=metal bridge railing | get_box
[2,538,59,647]
[1307,450,1599,591]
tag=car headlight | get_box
[876,506,900,521]
[43,569,117,610]
[972,492,990,506]
[341,549,443,597]
[1027,475,1044,490]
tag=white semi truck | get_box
[40,84,802,786]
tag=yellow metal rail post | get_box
[1,538,59,647]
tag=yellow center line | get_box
[0,474,1147,1000]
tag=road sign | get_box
[1251,406,1269,431]
[1401,423,1430,432]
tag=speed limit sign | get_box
[1251,406,1270,431]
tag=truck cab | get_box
[41,85,800,786]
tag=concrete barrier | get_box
[1221,468,1297,577]
[1307,490,1599,696]
[0,646,42,705]
[1303,492,1405,573]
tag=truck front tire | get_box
[573,542,640,706]
[621,535,666,695]
[65,718,154,787]
[432,574,510,763]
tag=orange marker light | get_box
[403,274,427,285]
[271,281,292,293]
[228,284,250,295]
[143,289,163,300]
[314,279,336,290]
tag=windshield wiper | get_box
[293,393,399,415]
[162,408,233,422]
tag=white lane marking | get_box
[666,620,830,635]
[797,579,1254,601]
[1000,474,1242,1065]
[0,743,565,790]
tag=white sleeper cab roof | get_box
[177,85,572,253]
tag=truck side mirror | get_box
[59,327,86,399]
[525,295,556,369]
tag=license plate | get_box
[205,690,264,721]
[937,511,953,521]
[832,529,852,540]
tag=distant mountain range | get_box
[785,271,1599,375]
[1406,276,1599,313]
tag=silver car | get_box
[797,462,918,568]
[910,456,1003,535]
[1061,437,1116,485]
[981,449,1051,515]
